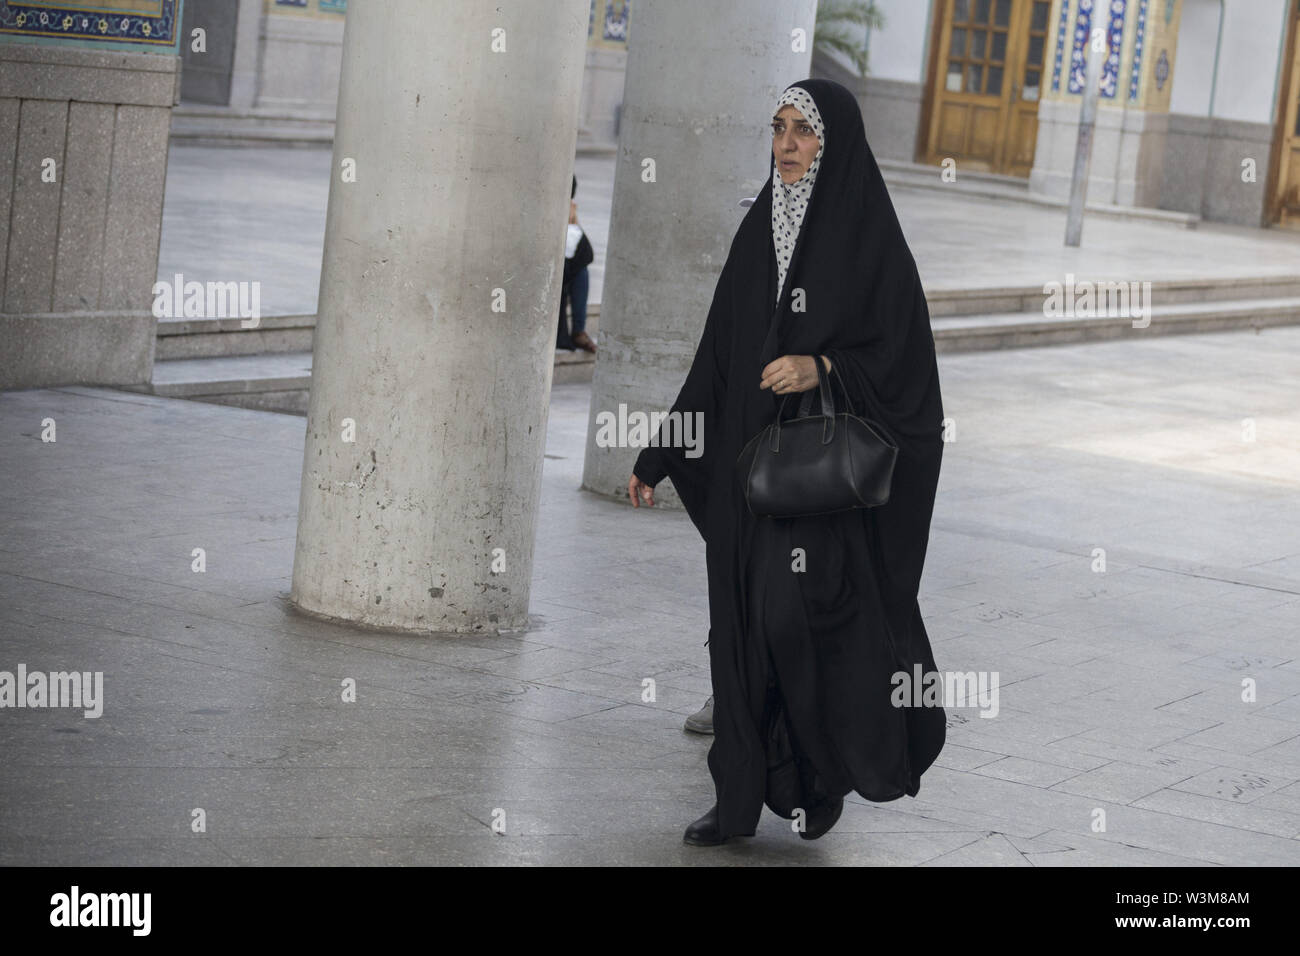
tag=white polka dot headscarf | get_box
[771,84,825,306]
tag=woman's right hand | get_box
[628,473,655,508]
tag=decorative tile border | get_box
[1128,0,1148,101]
[602,0,629,43]
[274,0,347,12]
[1067,0,1094,94]
[1051,0,1072,92]
[1099,0,1126,98]
[0,0,178,46]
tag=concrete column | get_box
[290,0,589,633]
[581,0,817,506]
[227,0,265,108]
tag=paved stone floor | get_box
[158,145,1300,320]
[2,326,1298,865]
[157,147,614,318]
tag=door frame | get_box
[916,0,1041,175]
[1264,0,1300,226]
[915,0,950,163]
[1001,0,1050,176]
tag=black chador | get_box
[634,78,946,838]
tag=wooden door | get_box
[922,0,1050,176]
[1003,0,1052,176]
[1271,0,1300,226]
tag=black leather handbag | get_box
[737,358,897,518]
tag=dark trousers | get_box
[556,265,589,349]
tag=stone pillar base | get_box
[1029,98,1169,208]
[255,13,344,114]
[0,44,177,390]
[0,312,155,389]
[1161,114,1274,226]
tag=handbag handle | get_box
[770,357,836,452]
[791,359,860,418]
[827,362,858,417]
[794,362,826,419]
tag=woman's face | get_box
[772,104,820,185]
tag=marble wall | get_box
[256,0,345,113]
[1161,113,1277,225]
[1161,0,1291,225]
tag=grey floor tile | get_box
[5,306,1300,864]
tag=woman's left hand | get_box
[760,354,824,395]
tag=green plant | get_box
[814,0,886,76]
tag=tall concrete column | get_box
[291,0,590,633]
[227,0,265,109]
[580,0,818,506]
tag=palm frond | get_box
[817,0,886,30]
[814,0,886,75]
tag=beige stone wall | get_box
[0,44,178,388]
[253,2,345,112]
[261,0,346,18]
[1031,0,1185,209]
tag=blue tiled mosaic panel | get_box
[0,0,178,46]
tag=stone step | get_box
[878,157,1032,192]
[553,347,597,384]
[170,106,620,153]
[156,275,1297,365]
[136,295,1296,415]
[155,303,606,359]
[170,104,335,148]
[133,348,597,415]
[123,351,316,415]
[155,314,316,360]
[169,125,335,148]
[575,133,618,156]
[172,103,337,127]
[927,275,1300,318]
[932,295,1300,352]
[143,288,1297,414]
[878,158,1200,229]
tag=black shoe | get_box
[683,804,753,846]
[684,696,714,735]
[799,796,844,841]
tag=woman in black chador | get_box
[628,78,946,845]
